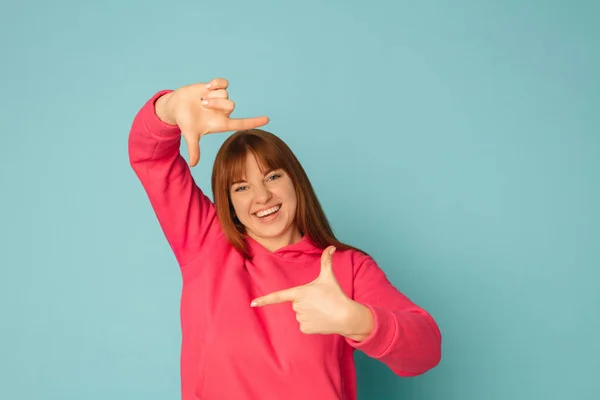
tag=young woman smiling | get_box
[128,78,442,400]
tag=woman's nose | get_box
[254,183,272,203]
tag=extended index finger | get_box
[225,116,270,131]
[251,286,299,307]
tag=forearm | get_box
[348,255,442,376]
[128,90,180,166]
[154,90,178,125]
[128,90,220,267]
[347,306,441,376]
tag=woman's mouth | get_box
[254,204,281,221]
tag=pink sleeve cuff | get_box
[141,90,181,138]
[345,304,398,358]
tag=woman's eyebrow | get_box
[231,169,280,185]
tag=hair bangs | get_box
[224,135,288,188]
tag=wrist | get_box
[340,300,374,342]
[154,91,177,126]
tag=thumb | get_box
[183,133,200,167]
[318,246,337,280]
[251,286,300,307]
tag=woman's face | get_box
[229,154,301,250]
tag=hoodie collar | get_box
[245,234,323,259]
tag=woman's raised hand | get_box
[155,78,269,167]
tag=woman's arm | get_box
[345,255,442,377]
[128,90,221,268]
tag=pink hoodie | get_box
[128,90,442,400]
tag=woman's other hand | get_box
[155,78,269,167]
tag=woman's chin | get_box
[248,219,297,242]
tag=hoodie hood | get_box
[245,234,324,260]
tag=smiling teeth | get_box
[256,205,281,218]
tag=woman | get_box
[128,78,441,400]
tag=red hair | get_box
[211,129,366,258]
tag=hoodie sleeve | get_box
[128,90,222,268]
[345,255,442,377]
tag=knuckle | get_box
[211,89,228,99]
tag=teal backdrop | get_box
[1,0,598,399]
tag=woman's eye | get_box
[267,173,282,181]
[234,186,248,192]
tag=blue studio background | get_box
[1,0,598,399]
